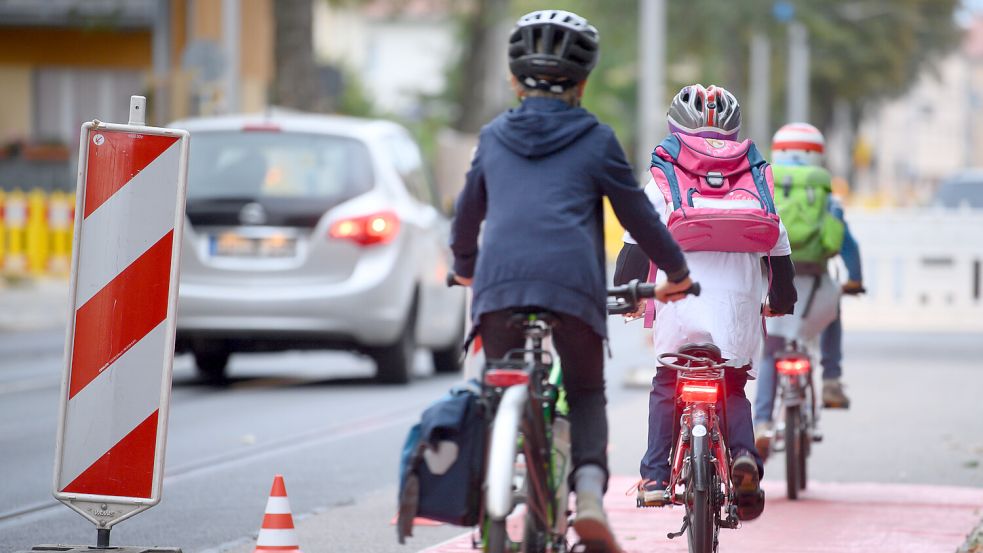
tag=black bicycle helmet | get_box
[508,10,599,90]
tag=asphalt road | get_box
[1,322,981,553]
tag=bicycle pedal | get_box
[812,432,824,442]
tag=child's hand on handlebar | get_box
[656,276,695,303]
[453,274,473,286]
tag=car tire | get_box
[370,297,417,385]
[193,346,230,384]
[431,307,465,374]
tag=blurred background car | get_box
[170,110,466,384]
[933,169,983,208]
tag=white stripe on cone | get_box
[264,496,292,514]
[256,529,301,547]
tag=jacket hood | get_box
[489,97,599,158]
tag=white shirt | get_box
[624,178,792,370]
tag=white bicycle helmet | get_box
[667,84,742,141]
[772,122,825,166]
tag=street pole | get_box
[151,0,170,125]
[637,0,666,176]
[748,32,771,145]
[221,0,240,114]
[787,20,810,122]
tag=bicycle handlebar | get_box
[606,279,701,315]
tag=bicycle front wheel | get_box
[784,405,801,500]
[687,431,714,553]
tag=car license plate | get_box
[209,233,297,258]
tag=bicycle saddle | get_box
[677,342,723,363]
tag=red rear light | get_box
[776,357,811,375]
[484,369,529,387]
[680,382,718,403]
[329,211,400,246]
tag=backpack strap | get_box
[643,261,657,329]
[745,143,777,214]
[651,135,683,211]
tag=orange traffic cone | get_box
[254,474,302,553]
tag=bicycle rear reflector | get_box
[680,382,718,403]
[776,357,810,375]
[484,368,529,387]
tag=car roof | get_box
[168,108,406,141]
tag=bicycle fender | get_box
[486,384,529,520]
[691,427,710,493]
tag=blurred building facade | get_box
[313,0,456,117]
[852,17,983,206]
[0,0,272,191]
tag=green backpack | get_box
[771,165,844,269]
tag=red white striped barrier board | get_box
[53,119,189,529]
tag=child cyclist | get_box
[450,10,694,551]
[615,84,798,521]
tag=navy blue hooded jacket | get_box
[450,97,687,338]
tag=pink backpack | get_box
[642,133,780,328]
[650,133,780,253]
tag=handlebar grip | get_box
[686,282,701,297]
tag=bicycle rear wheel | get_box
[784,405,801,500]
[687,432,714,553]
[486,520,508,553]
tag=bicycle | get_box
[653,345,745,553]
[770,340,821,500]
[455,277,695,553]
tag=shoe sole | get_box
[754,435,771,462]
[573,517,623,553]
[823,400,850,409]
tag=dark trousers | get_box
[478,309,609,489]
[641,366,762,484]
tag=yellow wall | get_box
[0,66,32,138]
[0,28,152,67]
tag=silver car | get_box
[171,111,466,384]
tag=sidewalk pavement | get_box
[0,277,68,332]
[422,475,983,553]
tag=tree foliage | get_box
[450,0,962,163]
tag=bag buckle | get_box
[705,171,725,188]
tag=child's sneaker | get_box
[628,478,668,508]
[822,379,851,409]
[731,453,765,521]
[754,422,773,462]
[573,492,623,553]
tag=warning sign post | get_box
[48,96,189,550]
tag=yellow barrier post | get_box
[48,190,73,276]
[0,189,6,269]
[4,188,27,275]
[26,188,50,276]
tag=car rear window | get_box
[187,131,373,201]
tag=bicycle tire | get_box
[521,411,552,553]
[486,520,509,553]
[798,424,809,491]
[785,405,801,500]
[687,432,714,553]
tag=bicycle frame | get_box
[773,342,820,500]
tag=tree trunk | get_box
[274,0,321,111]
[454,0,509,133]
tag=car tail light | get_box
[329,211,400,246]
[776,357,811,375]
[484,369,529,387]
[680,382,718,403]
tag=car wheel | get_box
[370,298,417,385]
[193,346,230,384]
[431,307,465,374]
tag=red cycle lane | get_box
[423,476,983,553]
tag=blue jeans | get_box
[641,367,762,484]
[754,309,843,424]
